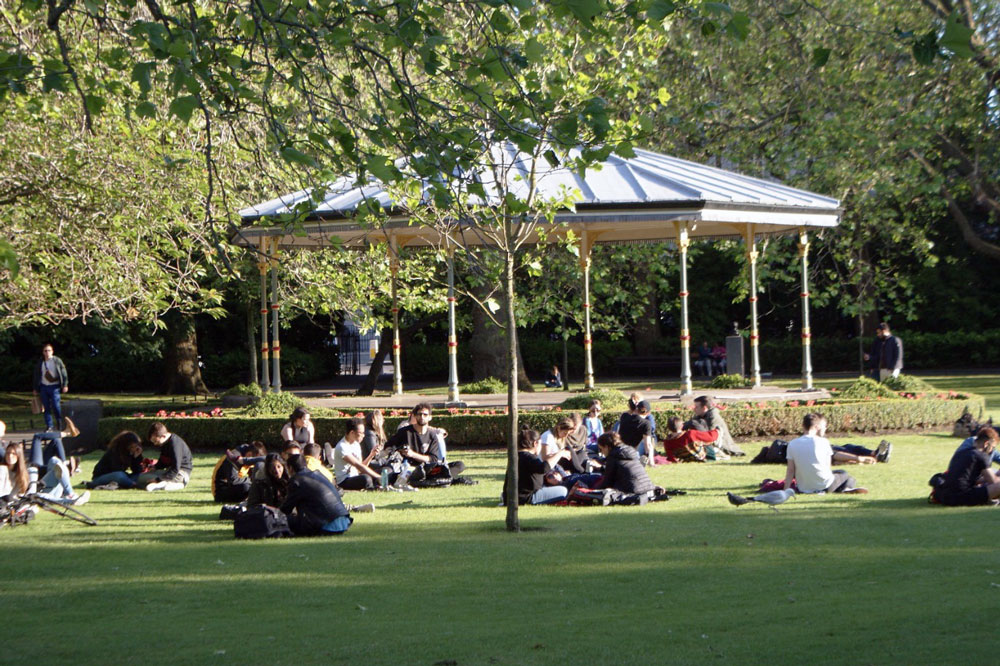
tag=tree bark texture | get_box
[160,312,209,395]
[246,302,258,386]
[503,249,520,532]
[469,288,534,391]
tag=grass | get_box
[4,425,1000,663]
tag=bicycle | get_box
[0,493,98,528]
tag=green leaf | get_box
[365,155,398,182]
[168,95,199,122]
[647,0,676,21]
[0,238,19,280]
[811,47,831,68]
[506,0,531,10]
[656,87,671,105]
[701,20,717,37]
[135,101,157,118]
[42,71,67,93]
[167,38,190,59]
[524,37,544,63]
[280,145,318,168]
[940,11,974,59]
[725,12,750,41]
[567,0,602,22]
[84,94,106,115]
[702,2,732,16]
[131,62,154,94]
[912,31,938,66]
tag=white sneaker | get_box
[71,491,90,506]
[146,481,167,492]
[397,485,419,492]
[352,503,375,513]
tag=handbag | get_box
[30,395,44,414]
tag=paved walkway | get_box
[298,383,829,411]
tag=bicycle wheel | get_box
[28,494,98,526]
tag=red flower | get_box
[805,399,815,406]
[787,400,800,408]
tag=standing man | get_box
[33,343,68,431]
[864,322,903,382]
[784,413,868,495]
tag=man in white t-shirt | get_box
[784,413,867,495]
[333,418,381,491]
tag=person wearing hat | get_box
[864,322,903,382]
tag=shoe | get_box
[92,482,119,491]
[146,481,168,492]
[352,503,376,513]
[62,417,81,439]
[397,485,419,492]
[71,491,90,506]
[727,492,751,506]
[843,487,869,494]
[876,440,892,463]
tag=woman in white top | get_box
[333,418,381,490]
[280,407,315,445]
[539,417,575,458]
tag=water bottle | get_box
[380,468,389,491]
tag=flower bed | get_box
[96,391,985,450]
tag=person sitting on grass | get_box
[502,428,571,506]
[386,403,464,482]
[333,418,383,491]
[663,416,718,462]
[281,407,315,445]
[26,417,81,492]
[687,395,744,457]
[591,432,656,497]
[544,365,563,388]
[936,427,1000,506]
[617,399,657,466]
[138,422,193,492]
[954,426,1000,467]
[362,410,388,459]
[89,431,145,489]
[584,400,604,452]
[1,430,89,506]
[282,441,302,460]
[784,413,867,495]
[302,443,336,485]
[280,454,352,536]
[247,453,291,508]
[212,442,267,503]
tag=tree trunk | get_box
[160,312,209,395]
[356,327,391,396]
[503,248,520,532]
[469,290,534,391]
[631,292,661,354]
[246,302,258,386]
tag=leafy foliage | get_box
[243,392,308,418]
[461,377,507,394]
[882,374,937,393]
[558,389,628,411]
[222,383,262,398]
[709,374,752,389]
[840,377,900,400]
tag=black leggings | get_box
[338,475,375,491]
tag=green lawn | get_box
[3,425,999,663]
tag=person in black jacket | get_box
[386,403,465,483]
[595,432,655,496]
[502,429,570,506]
[138,422,193,491]
[212,442,266,502]
[280,455,352,536]
[247,453,291,508]
[938,428,1000,506]
[89,430,144,489]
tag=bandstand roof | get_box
[234,145,841,249]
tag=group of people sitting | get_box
[0,418,90,507]
[693,341,727,377]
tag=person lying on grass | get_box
[502,428,571,506]
[663,416,717,462]
[89,430,145,489]
[783,413,868,495]
[1,432,89,506]
[138,422,192,492]
[936,427,1000,506]
[280,454,352,536]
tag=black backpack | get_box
[751,440,788,464]
[234,505,293,539]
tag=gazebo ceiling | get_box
[234,145,841,249]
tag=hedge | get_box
[97,393,984,450]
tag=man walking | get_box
[864,322,903,382]
[33,343,68,431]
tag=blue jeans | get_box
[530,486,568,504]
[561,473,602,488]
[41,458,73,500]
[91,470,139,489]
[40,384,62,430]
[30,433,66,468]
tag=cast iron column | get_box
[746,226,762,388]
[677,221,693,395]
[799,230,814,390]
[446,246,460,403]
[269,236,282,392]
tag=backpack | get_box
[751,440,788,464]
[927,472,947,504]
[410,463,453,488]
[234,505,292,539]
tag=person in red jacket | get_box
[662,416,718,461]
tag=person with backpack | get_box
[936,427,1000,506]
[280,454,352,536]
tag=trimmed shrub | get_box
[245,392,309,417]
[224,383,263,398]
[882,374,936,393]
[99,393,984,450]
[840,377,898,400]
[558,389,628,411]
[709,374,752,389]
[461,377,507,394]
